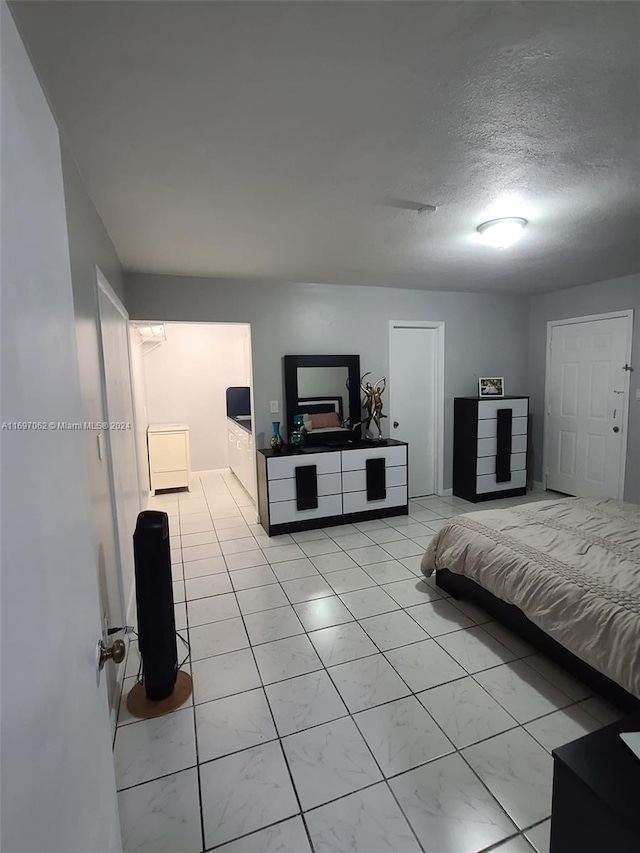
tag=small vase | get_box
[289,415,306,451]
[270,421,284,454]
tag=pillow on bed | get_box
[310,411,341,430]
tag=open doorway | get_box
[129,321,257,512]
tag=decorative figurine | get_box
[360,373,387,440]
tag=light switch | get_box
[635,389,640,402]
[270,400,279,413]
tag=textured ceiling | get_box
[12,1,640,293]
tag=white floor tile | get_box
[174,602,187,631]
[353,518,390,532]
[213,817,312,853]
[216,525,252,541]
[191,648,261,704]
[270,557,318,582]
[310,551,358,573]
[200,741,298,849]
[447,597,493,624]
[282,716,382,810]
[436,625,518,673]
[262,543,306,563]
[339,586,400,619]
[299,538,342,557]
[361,559,415,584]
[291,528,330,542]
[281,575,334,603]
[308,621,378,667]
[324,567,377,594]
[461,728,553,829]
[183,555,227,579]
[382,577,443,607]
[474,660,574,723]
[293,595,354,632]
[525,819,551,853]
[385,639,466,692]
[195,688,277,762]
[118,768,202,853]
[381,539,425,559]
[253,633,323,684]
[189,617,249,661]
[354,695,453,776]
[329,531,375,550]
[359,609,429,650]
[214,514,249,530]
[523,705,601,753]
[185,572,232,600]
[187,593,240,626]
[172,581,185,603]
[305,782,422,853]
[417,676,518,748]
[406,598,475,636]
[576,695,623,725]
[114,707,196,790]
[365,526,408,544]
[524,653,592,701]
[390,752,517,853]
[491,835,536,853]
[329,653,411,713]
[180,531,218,548]
[221,537,260,556]
[224,550,268,571]
[346,544,393,566]
[236,584,290,615]
[266,669,348,736]
[482,621,536,658]
[230,564,278,591]
[244,604,305,645]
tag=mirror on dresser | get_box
[283,354,362,446]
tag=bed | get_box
[421,496,640,711]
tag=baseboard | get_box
[192,467,231,476]
[533,480,545,491]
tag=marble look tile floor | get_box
[116,473,623,853]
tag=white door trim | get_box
[388,320,445,496]
[543,309,633,498]
[95,267,141,627]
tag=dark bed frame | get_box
[436,569,640,715]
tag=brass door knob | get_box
[98,639,126,670]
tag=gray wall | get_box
[528,273,640,503]
[125,274,531,492]
[61,146,132,660]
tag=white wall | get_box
[528,273,640,503]
[140,322,252,471]
[126,274,531,492]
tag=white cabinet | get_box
[257,442,409,534]
[148,423,191,494]
[227,418,256,500]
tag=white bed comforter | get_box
[421,497,640,699]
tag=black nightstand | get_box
[551,712,640,852]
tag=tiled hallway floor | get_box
[116,474,623,853]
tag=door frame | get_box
[95,267,141,630]
[542,309,633,498]
[388,319,445,496]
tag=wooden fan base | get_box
[126,670,193,719]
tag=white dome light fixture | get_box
[477,217,527,249]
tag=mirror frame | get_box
[283,354,361,446]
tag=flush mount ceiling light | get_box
[477,217,528,249]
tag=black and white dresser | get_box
[257,441,408,535]
[453,396,529,502]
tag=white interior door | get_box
[389,323,440,497]
[97,273,141,628]
[1,8,121,850]
[546,314,632,498]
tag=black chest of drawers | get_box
[453,396,529,503]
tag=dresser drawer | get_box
[267,452,340,480]
[477,398,528,420]
[341,445,407,471]
[478,416,528,439]
[476,453,527,476]
[478,434,527,457]
[476,469,526,494]
[151,469,189,491]
[342,466,407,493]
[269,494,342,525]
[268,472,342,503]
[342,486,407,514]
